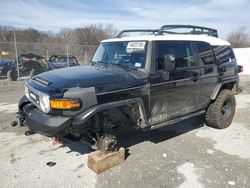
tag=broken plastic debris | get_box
[46,161,56,167]
[52,138,60,145]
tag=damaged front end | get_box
[15,91,118,152]
[14,82,145,153]
[15,95,73,137]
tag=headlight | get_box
[40,94,50,113]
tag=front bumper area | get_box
[18,96,72,137]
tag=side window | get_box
[156,41,195,70]
[213,45,235,65]
[197,42,214,65]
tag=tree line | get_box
[0,24,249,62]
[0,24,117,63]
[0,24,117,45]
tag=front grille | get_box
[26,84,43,109]
[28,90,40,105]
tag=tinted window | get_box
[156,41,195,70]
[197,42,214,65]
[213,46,235,65]
[92,41,147,69]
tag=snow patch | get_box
[0,103,17,113]
[206,149,214,154]
[228,181,236,185]
[177,162,204,188]
[196,123,250,159]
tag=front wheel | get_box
[7,69,18,81]
[205,89,236,129]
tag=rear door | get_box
[149,41,201,125]
[195,41,218,107]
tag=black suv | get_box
[16,25,243,152]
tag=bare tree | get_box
[227,26,250,48]
[0,24,117,62]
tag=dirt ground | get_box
[0,75,250,188]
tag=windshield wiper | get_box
[92,60,107,64]
[110,62,137,71]
[92,60,108,67]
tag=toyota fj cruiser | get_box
[15,25,243,152]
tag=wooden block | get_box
[87,147,125,174]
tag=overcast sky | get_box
[0,0,249,39]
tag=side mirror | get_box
[163,54,175,71]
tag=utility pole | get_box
[66,29,70,67]
[66,44,69,67]
[14,32,20,81]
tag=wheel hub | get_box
[221,100,232,120]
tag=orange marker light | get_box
[50,99,81,110]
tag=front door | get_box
[149,41,200,125]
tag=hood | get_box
[27,65,148,95]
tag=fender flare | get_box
[210,76,238,100]
[72,98,149,128]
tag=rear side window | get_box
[196,42,214,65]
[156,41,195,70]
[213,45,235,65]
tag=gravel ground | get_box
[0,75,250,188]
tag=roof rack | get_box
[117,25,218,38]
[116,29,159,38]
[157,25,218,37]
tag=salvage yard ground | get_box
[0,75,250,188]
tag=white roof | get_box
[102,34,230,46]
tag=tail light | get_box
[237,65,243,73]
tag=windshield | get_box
[92,41,147,69]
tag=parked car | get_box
[48,55,79,70]
[18,53,49,78]
[5,53,49,81]
[15,25,243,153]
[0,59,16,79]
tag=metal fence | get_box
[0,41,97,81]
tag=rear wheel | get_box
[7,70,18,81]
[205,89,236,129]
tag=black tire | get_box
[205,89,236,129]
[7,70,18,81]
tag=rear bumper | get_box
[18,96,72,137]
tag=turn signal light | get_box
[50,99,81,110]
